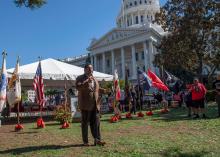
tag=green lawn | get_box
[0,104,220,157]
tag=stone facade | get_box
[88,0,165,80]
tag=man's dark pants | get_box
[81,108,101,144]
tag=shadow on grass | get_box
[1,116,55,125]
[44,122,60,126]
[11,131,39,134]
[161,147,209,157]
[151,105,219,122]
[0,144,86,155]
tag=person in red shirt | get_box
[189,78,207,119]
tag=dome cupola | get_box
[116,0,160,28]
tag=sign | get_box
[70,97,81,118]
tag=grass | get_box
[0,104,220,157]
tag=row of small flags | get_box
[113,68,170,101]
[0,53,45,114]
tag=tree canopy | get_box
[154,0,219,79]
[14,0,46,9]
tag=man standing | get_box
[189,78,207,119]
[76,64,107,146]
[213,74,220,117]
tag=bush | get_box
[54,105,72,124]
[206,90,216,102]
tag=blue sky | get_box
[0,0,167,68]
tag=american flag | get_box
[113,69,121,101]
[137,69,152,90]
[33,61,45,107]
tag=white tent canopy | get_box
[7,58,113,88]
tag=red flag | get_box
[147,69,169,91]
[113,69,121,101]
[33,61,45,107]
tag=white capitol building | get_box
[64,0,166,80]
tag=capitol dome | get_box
[116,0,160,28]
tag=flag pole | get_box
[38,56,43,119]
[64,77,67,111]
[113,70,117,115]
[16,57,20,125]
[17,101,20,124]
[137,67,141,112]
[113,61,118,115]
[35,56,45,128]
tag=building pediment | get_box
[88,27,147,50]
[88,24,165,51]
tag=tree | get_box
[154,0,219,79]
[14,0,46,9]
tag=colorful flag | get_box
[137,69,152,90]
[164,70,179,82]
[0,53,7,112]
[148,69,169,91]
[33,61,45,107]
[7,58,21,106]
[113,69,121,101]
[164,70,183,93]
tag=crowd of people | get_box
[99,76,220,120]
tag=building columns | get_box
[94,55,97,71]
[138,12,141,24]
[102,53,106,73]
[90,55,94,67]
[131,14,134,25]
[131,44,137,79]
[143,41,148,71]
[148,39,154,70]
[111,50,115,74]
[121,47,125,80]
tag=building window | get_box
[136,16,139,24]
[134,1,137,5]
[130,2,132,6]
[142,51,144,59]
[126,69,130,77]
[143,66,146,72]
[107,59,110,67]
[140,0,142,4]
[149,1,152,4]
[145,0,147,4]
[141,15,144,23]
[135,53,139,61]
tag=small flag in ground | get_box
[147,69,169,91]
[7,58,21,106]
[164,70,179,82]
[137,69,152,90]
[113,69,121,101]
[33,61,45,107]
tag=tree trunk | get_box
[197,55,203,82]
